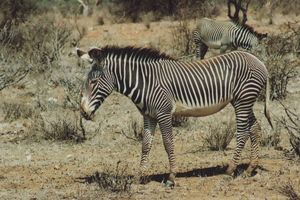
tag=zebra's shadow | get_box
[76,163,265,185]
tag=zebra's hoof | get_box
[244,165,257,177]
[226,163,236,176]
[165,180,175,188]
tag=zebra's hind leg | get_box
[195,41,208,59]
[157,113,176,187]
[226,106,251,176]
[139,116,157,183]
[245,112,262,176]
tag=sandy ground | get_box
[1,8,300,200]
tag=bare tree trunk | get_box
[77,0,91,17]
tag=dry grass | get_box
[2,102,34,122]
[255,25,299,100]
[172,116,188,127]
[279,182,300,200]
[171,19,194,57]
[280,104,300,157]
[202,119,236,151]
[260,121,282,149]
[121,120,143,142]
[87,162,133,193]
[31,111,85,143]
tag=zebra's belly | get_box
[204,41,222,49]
[173,100,231,117]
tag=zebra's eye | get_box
[89,79,97,85]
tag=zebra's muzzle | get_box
[80,107,94,121]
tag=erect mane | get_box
[232,21,267,39]
[100,46,176,61]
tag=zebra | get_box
[77,46,273,186]
[193,18,267,59]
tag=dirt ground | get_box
[1,7,300,200]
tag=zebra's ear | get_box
[76,48,93,62]
[88,48,102,60]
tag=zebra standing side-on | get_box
[77,46,273,187]
[193,18,267,59]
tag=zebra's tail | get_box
[264,77,273,129]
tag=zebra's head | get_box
[77,48,114,120]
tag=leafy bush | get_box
[203,119,235,151]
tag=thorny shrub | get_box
[87,162,132,193]
[280,104,300,158]
[255,24,299,100]
[203,119,236,151]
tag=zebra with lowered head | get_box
[193,18,267,59]
[77,46,272,187]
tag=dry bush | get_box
[32,111,85,143]
[280,104,300,158]
[2,102,34,122]
[279,182,300,200]
[108,0,222,23]
[171,19,194,57]
[0,14,73,73]
[172,116,188,127]
[202,119,235,151]
[0,65,29,91]
[0,0,38,29]
[90,162,132,193]
[96,15,104,25]
[260,121,281,149]
[255,25,299,100]
[121,120,143,142]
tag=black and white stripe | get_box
[80,46,272,185]
[193,18,265,59]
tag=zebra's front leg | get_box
[139,116,157,182]
[157,113,176,187]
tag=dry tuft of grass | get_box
[172,115,188,127]
[2,102,34,122]
[121,120,143,142]
[279,182,300,200]
[260,121,281,149]
[91,162,132,193]
[32,112,85,143]
[202,119,236,151]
